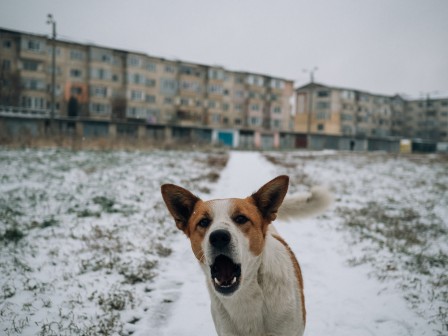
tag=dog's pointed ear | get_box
[250,175,289,222]
[161,184,200,232]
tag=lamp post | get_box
[46,14,56,133]
[303,67,318,148]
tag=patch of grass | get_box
[118,260,157,284]
[39,218,59,229]
[98,288,134,312]
[93,196,116,213]
[1,227,25,243]
[77,209,101,218]
[206,154,229,169]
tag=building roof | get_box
[0,26,293,82]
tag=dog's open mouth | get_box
[210,255,241,295]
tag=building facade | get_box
[295,83,448,142]
[0,28,294,132]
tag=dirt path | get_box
[137,151,429,336]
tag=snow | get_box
[1,149,446,335]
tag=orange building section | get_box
[64,82,89,103]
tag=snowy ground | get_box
[0,148,228,335]
[1,149,447,335]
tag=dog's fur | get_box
[161,175,331,336]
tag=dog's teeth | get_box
[214,278,220,285]
[231,277,236,284]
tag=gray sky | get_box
[1,0,447,98]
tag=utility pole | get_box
[46,14,56,134]
[303,67,318,148]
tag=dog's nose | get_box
[209,229,231,249]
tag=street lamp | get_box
[46,14,56,133]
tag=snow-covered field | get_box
[1,149,447,335]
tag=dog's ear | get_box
[250,175,289,222]
[161,184,200,232]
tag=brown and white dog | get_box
[161,175,331,336]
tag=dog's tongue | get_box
[213,255,235,282]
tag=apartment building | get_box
[0,28,294,132]
[295,83,448,142]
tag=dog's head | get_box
[161,175,289,296]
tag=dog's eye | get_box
[234,215,248,224]
[198,218,211,228]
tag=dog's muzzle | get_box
[209,230,241,295]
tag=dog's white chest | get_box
[207,235,305,336]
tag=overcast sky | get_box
[1,0,447,98]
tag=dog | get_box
[161,175,331,336]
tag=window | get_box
[128,73,145,85]
[3,40,12,48]
[146,95,156,103]
[70,69,82,78]
[21,96,45,109]
[223,103,230,111]
[209,84,223,94]
[316,101,329,110]
[91,68,111,80]
[128,55,141,67]
[23,60,39,71]
[27,40,42,52]
[71,86,82,95]
[341,114,353,121]
[208,68,224,80]
[270,79,284,89]
[160,78,177,94]
[235,76,244,84]
[47,84,62,95]
[180,66,194,75]
[164,65,176,73]
[181,81,201,93]
[317,90,329,98]
[251,104,260,111]
[90,103,109,114]
[247,75,264,86]
[211,114,221,123]
[2,59,11,71]
[317,124,324,131]
[272,106,281,114]
[23,78,46,90]
[91,86,108,97]
[272,120,281,128]
[70,50,85,60]
[146,62,157,72]
[146,78,156,87]
[181,97,190,106]
[112,74,119,82]
[101,54,113,63]
[235,104,243,112]
[130,90,144,101]
[250,117,261,126]
[164,97,173,105]
[316,111,327,120]
[208,100,217,108]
